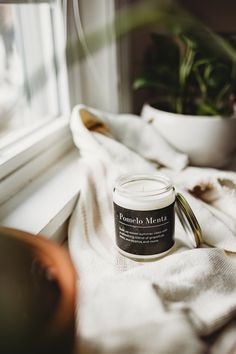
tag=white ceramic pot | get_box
[142,104,236,168]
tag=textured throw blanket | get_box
[69,104,236,354]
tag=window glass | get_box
[0,2,63,140]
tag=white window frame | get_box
[0,0,71,175]
[0,0,75,242]
[0,0,119,243]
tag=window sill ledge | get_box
[0,148,81,243]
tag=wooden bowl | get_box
[0,227,77,354]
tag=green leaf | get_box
[197,102,219,116]
[179,46,195,89]
[193,58,214,69]
[179,33,197,50]
[216,84,231,105]
[204,63,230,89]
[133,77,151,89]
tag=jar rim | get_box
[114,173,173,198]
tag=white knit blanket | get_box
[68,104,236,354]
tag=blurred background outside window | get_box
[0,1,68,143]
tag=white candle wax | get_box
[113,175,175,211]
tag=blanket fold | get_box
[69,104,236,354]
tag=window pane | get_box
[0,2,63,140]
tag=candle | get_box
[113,174,176,261]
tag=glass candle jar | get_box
[113,173,202,261]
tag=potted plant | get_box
[134,30,236,167]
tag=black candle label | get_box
[113,202,175,256]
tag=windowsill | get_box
[0,148,81,243]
